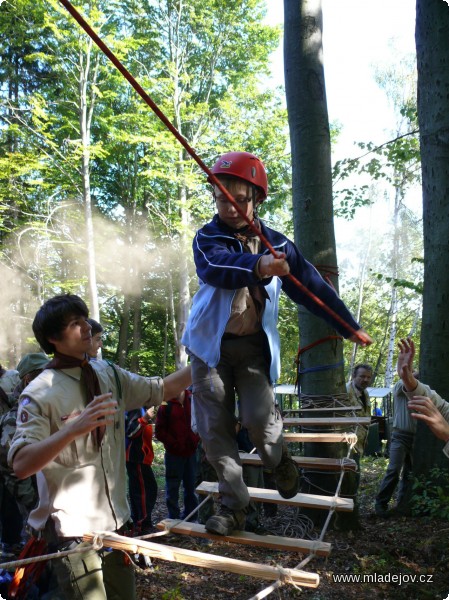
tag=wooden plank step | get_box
[196,482,354,512]
[285,406,362,413]
[83,531,319,588]
[283,417,371,426]
[283,432,358,443]
[157,519,332,556]
[238,452,357,471]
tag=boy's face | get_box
[49,315,92,359]
[89,332,103,358]
[214,181,258,229]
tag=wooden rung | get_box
[238,452,357,471]
[283,417,371,426]
[285,406,362,413]
[83,531,319,588]
[283,432,358,443]
[196,482,354,512]
[157,519,332,556]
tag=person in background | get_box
[155,389,199,521]
[125,406,158,535]
[8,294,191,600]
[0,363,20,415]
[346,363,373,461]
[373,403,383,416]
[375,370,419,518]
[87,318,103,359]
[0,353,48,561]
[182,151,372,536]
[396,337,449,460]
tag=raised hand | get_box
[408,396,449,443]
[349,328,373,347]
[397,338,417,391]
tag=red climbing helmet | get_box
[208,151,268,201]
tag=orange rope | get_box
[295,335,344,364]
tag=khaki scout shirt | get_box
[8,360,163,538]
[346,382,371,455]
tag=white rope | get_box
[0,537,104,571]
[248,403,358,600]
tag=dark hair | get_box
[87,318,103,336]
[352,363,373,377]
[32,294,89,354]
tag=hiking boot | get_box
[205,505,246,536]
[274,446,299,499]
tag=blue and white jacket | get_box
[181,215,360,382]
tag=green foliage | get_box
[0,0,292,368]
[277,293,299,383]
[161,586,185,600]
[411,466,449,520]
[370,270,423,295]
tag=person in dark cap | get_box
[0,352,48,560]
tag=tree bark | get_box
[79,39,100,320]
[414,0,449,473]
[284,0,358,528]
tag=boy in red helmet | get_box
[182,151,372,536]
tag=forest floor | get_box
[135,446,449,600]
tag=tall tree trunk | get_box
[130,292,142,373]
[118,294,131,368]
[384,184,402,388]
[79,40,100,320]
[284,0,358,528]
[414,0,449,473]
[349,216,373,374]
[170,2,191,370]
[175,153,190,370]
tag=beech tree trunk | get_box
[79,40,100,320]
[414,0,449,473]
[284,0,358,528]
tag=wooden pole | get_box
[82,532,319,588]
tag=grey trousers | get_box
[190,332,283,511]
[375,429,414,508]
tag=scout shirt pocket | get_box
[56,409,98,467]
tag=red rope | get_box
[295,335,344,363]
[57,0,364,343]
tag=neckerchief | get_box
[233,220,269,319]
